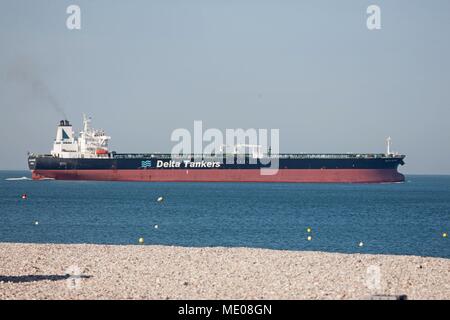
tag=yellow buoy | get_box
[306,227,312,233]
[307,236,312,241]
[34,221,39,226]
[443,233,448,238]
[138,237,144,244]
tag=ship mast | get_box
[386,136,392,156]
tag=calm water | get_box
[0,171,449,258]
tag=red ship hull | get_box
[32,169,405,183]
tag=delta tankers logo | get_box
[141,160,152,168]
[141,159,222,169]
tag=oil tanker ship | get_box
[28,116,405,183]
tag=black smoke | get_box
[6,58,68,120]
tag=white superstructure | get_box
[51,115,111,158]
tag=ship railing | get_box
[275,153,404,159]
[112,153,404,160]
[29,152,403,160]
[275,153,386,159]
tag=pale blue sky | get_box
[0,0,449,173]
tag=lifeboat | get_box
[95,148,108,155]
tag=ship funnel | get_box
[51,118,78,157]
[59,120,71,127]
[56,120,74,141]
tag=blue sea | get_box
[0,171,449,258]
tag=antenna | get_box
[82,113,92,133]
[386,136,392,155]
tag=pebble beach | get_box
[0,243,449,300]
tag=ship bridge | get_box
[51,114,111,158]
